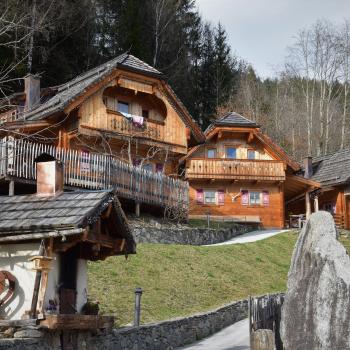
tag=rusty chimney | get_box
[303,156,313,179]
[24,74,41,112]
[34,153,64,196]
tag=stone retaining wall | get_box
[0,299,248,350]
[132,223,257,245]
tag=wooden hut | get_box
[0,154,135,329]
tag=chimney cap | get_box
[34,153,57,163]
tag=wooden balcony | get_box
[108,111,165,141]
[0,138,188,212]
[185,158,286,181]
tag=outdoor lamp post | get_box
[134,287,143,326]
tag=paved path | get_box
[176,318,249,350]
[206,229,289,246]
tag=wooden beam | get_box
[248,132,254,143]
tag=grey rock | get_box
[281,211,350,350]
[13,329,44,338]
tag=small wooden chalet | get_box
[0,155,135,329]
[287,149,350,229]
[182,112,319,228]
[0,53,205,215]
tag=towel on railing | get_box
[132,115,144,126]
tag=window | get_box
[142,109,149,119]
[226,147,236,159]
[324,202,335,214]
[117,101,129,114]
[207,148,216,158]
[204,190,216,204]
[142,163,154,172]
[247,149,255,160]
[249,191,261,205]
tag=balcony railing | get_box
[186,158,286,181]
[0,138,188,212]
[108,112,164,141]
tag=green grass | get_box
[88,232,350,326]
[88,232,299,326]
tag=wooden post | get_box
[314,196,319,212]
[305,191,311,220]
[135,202,140,217]
[30,242,45,319]
[9,180,14,196]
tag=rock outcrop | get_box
[281,211,350,349]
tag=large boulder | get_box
[281,211,350,349]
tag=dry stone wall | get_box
[132,223,256,245]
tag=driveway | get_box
[206,229,289,246]
[176,318,249,350]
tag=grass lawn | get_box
[88,231,350,326]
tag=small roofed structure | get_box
[0,153,135,330]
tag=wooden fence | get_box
[0,137,189,212]
[249,294,285,350]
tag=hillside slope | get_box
[88,232,299,325]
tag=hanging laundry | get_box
[132,115,144,127]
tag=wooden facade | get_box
[184,112,313,229]
[0,54,204,213]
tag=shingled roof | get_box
[310,149,350,186]
[211,112,260,129]
[0,190,136,253]
[25,53,163,121]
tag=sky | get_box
[196,0,350,78]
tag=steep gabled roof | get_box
[309,149,350,186]
[18,53,204,143]
[0,190,136,254]
[25,53,162,122]
[181,111,300,172]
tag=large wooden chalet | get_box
[0,53,205,215]
[182,112,319,228]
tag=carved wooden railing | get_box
[186,158,286,181]
[0,138,188,211]
[108,112,165,141]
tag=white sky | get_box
[196,0,350,78]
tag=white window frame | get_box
[249,191,261,205]
[204,190,217,204]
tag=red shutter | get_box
[156,163,164,173]
[133,159,141,167]
[218,190,225,205]
[262,190,270,206]
[196,189,204,204]
[241,190,249,205]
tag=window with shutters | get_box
[249,191,261,205]
[204,190,217,204]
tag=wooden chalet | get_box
[287,150,350,229]
[0,154,135,329]
[182,112,319,228]
[0,54,205,215]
